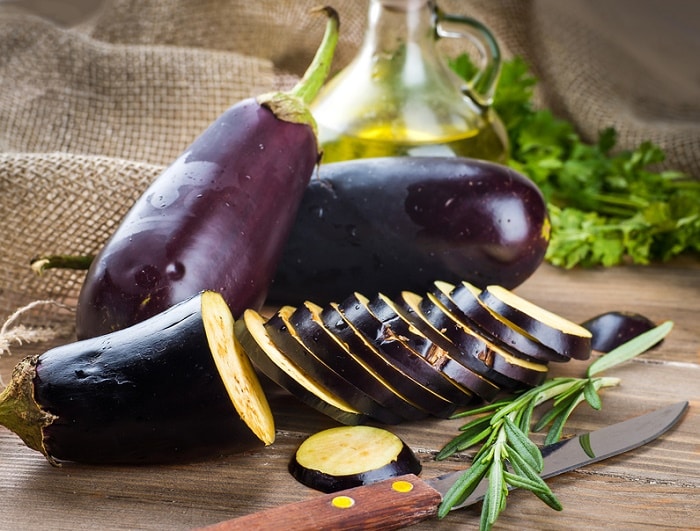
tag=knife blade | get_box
[198,400,688,531]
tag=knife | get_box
[198,400,688,531]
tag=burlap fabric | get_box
[1,0,698,341]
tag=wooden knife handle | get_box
[196,474,442,531]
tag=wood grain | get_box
[1,261,698,530]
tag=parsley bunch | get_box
[453,55,700,268]
[435,321,673,530]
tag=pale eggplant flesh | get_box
[288,425,421,493]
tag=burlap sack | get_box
[1,0,698,343]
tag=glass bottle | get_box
[311,0,508,163]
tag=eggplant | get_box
[444,281,568,363]
[234,309,368,426]
[366,293,503,402]
[287,302,429,421]
[401,291,549,389]
[263,306,404,425]
[289,425,421,494]
[478,285,592,360]
[74,8,340,339]
[319,303,455,419]
[580,311,659,353]
[336,293,475,408]
[0,291,274,465]
[268,156,550,305]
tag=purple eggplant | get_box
[268,156,550,305]
[74,7,340,340]
[581,311,659,353]
[0,291,275,465]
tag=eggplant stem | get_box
[31,254,94,275]
[0,356,59,466]
[257,6,339,132]
[289,6,340,106]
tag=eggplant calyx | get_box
[257,6,339,132]
[0,355,59,466]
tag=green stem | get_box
[30,254,94,275]
[257,6,339,131]
[289,6,340,106]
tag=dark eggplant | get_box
[234,309,368,426]
[289,425,421,494]
[268,156,550,305]
[580,311,659,353]
[0,291,274,465]
[402,291,549,389]
[336,292,475,408]
[75,8,340,339]
[287,302,429,421]
[366,293,503,401]
[438,281,568,363]
[478,285,592,360]
[264,306,404,425]
[319,303,456,419]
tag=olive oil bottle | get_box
[311,0,508,163]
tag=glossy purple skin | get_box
[76,98,318,339]
[581,311,658,353]
[35,293,261,464]
[269,157,550,305]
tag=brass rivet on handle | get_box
[391,480,414,493]
[331,495,355,509]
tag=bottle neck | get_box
[360,0,436,58]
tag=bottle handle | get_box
[432,3,501,107]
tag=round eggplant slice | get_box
[478,285,593,360]
[443,281,568,363]
[289,425,421,493]
[235,310,367,426]
[288,301,429,421]
[417,291,549,389]
[338,292,475,407]
[368,293,502,401]
[580,311,659,353]
[265,307,403,425]
[321,303,456,419]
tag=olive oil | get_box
[317,119,508,163]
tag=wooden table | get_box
[1,261,698,530]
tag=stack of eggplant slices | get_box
[237,280,592,425]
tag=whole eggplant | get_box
[75,7,339,339]
[268,157,550,305]
[0,291,274,465]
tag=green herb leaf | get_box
[503,417,543,472]
[587,321,673,376]
[437,312,666,530]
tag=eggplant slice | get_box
[235,309,368,426]
[265,306,404,425]
[289,425,421,493]
[478,285,593,360]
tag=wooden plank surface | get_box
[1,260,698,530]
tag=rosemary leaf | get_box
[503,417,543,472]
[586,321,673,376]
[583,379,603,410]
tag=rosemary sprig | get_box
[436,320,673,529]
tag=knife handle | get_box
[196,474,442,531]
